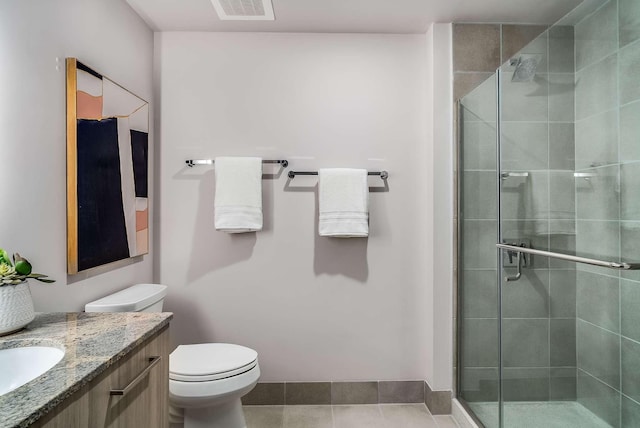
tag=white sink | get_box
[0,346,65,396]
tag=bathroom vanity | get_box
[0,312,172,428]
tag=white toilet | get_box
[85,283,260,428]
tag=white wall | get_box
[156,32,434,381]
[430,23,454,391]
[0,0,154,311]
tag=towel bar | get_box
[288,170,389,180]
[186,159,289,168]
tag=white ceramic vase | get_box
[0,281,35,336]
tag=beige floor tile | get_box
[380,404,438,428]
[434,414,461,428]
[283,405,333,428]
[244,406,285,428]
[333,405,387,428]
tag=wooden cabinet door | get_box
[88,326,170,428]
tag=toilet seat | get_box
[170,343,258,382]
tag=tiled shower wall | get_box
[573,0,640,426]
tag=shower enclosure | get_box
[456,0,640,427]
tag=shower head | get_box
[510,54,543,82]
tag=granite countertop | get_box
[0,312,173,428]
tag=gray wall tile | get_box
[285,383,331,405]
[620,40,640,105]
[502,269,550,318]
[577,271,620,332]
[461,120,497,171]
[459,74,497,119]
[575,111,619,170]
[549,26,575,73]
[331,382,378,405]
[502,319,549,367]
[501,172,549,221]
[621,162,640,220]
[575,54,617,120]
[502,25,548,64]
[575,165,620,219]
[548,73,576,122]
[620,101,640,162]
[621,222,640,282]
[620,0,640,47]
[463,171,497,219]
[622,395,640,428]
[500,123,549,171]
[550,270,577,317]
[622,279,640,342]
[549,123,575,170]
[453,24,501,72]
[577,320,620,388]
[461,319,499,368]
[577,369,621,428]
[549,224,577,262]
[576,221,620,274]
[502,368,550,401]
[622,337,640,402]
[462,270,498,318]
[455,72,495,103]
[378,381,425,403]
[575,0,618,70]
[550,367,577,400]
[551,319,577,366]
[549,171,576,220]
[501,75,549,122]
[575,110,618,169]
[460,368,499,402]
[462,220,498,269]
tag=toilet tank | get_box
[85,283,168,313]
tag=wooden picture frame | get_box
[66,58,149,274]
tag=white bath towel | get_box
[214,157,263,233]
[318,168,369,238]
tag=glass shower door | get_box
[457,75,500,428]
[497,1,640,426]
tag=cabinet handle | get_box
[110,356,161,396]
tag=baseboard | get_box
[242,380,427,406]
[424,381,453,415]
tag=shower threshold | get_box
[468,401,612,428]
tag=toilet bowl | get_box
[169,343,260,428]
[85,284,260,428]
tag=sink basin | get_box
[0,346,64,396]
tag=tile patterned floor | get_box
[243,404,460,428]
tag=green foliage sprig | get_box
[0,248,55,285]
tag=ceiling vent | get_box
[211,0,275,21]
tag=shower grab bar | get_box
[185,159,289,167]
[496,243,640,270]
[288,170,389,180]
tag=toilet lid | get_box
[170,343,258,382]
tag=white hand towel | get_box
[318,168,369,238]
[214,157,263,233]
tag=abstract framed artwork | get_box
[66,58,149,274]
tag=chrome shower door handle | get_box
[505,251,523,282]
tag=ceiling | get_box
[125,0,583,33]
